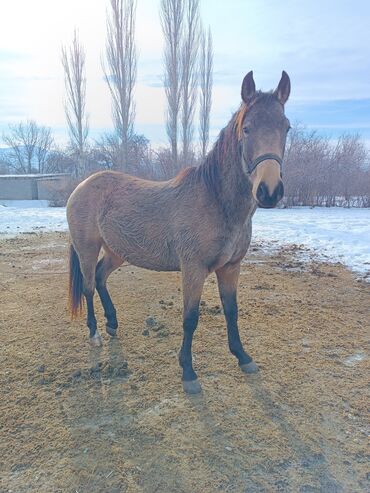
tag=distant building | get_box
[0,174,71,200]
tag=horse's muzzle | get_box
[257,181,284,208]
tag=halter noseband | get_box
[247,153,283,175]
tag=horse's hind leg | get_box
[216,262,259,374]
[95,247,123,337]
[79,244,102,346]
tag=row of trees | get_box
[284,128,370,207]
[0,118,193,180]
[161,0,213,167]
[3,0,213,177]
[58,0,212,176]
[1,117,369,207]
[1,0,213,177]
[1,121,53,174]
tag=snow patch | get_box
[0,200,50,208]
[252,207,370,278]
[0,202,369,278]
[0,202,67,235]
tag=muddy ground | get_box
[0,232,369,493]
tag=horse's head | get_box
[238,71,290,208]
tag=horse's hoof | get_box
[106,326,117,337]
[240,361,259,374]
[182,379,202,394]
[89,333,103,347]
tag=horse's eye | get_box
[243,127,250,135]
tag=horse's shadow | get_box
[63,335,192,492]
[60,337,133,491]
[186,373,343,493]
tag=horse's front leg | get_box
[179,266,207,394]
[216,262,258,374]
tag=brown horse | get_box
[67,71,291,393]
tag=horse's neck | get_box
[198,124,254,222]
[217,152,254,222]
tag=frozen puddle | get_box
[32,258,65,271]
[343,353,366,367]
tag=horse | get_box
[67,70,291,394]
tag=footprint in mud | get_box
[199,300,223,315]
[65,361,131,386]
[144,317,170,338]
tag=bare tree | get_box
[61,29,89,177]
[160,0,184,169]
[2,120,54,174]
[151,146,179,180]
[199,26,213,160]
[180,0,200,165]
[95,132,151,177]
[284,127,331,206]
[103,0,137,171]
[284,125,369,207]
[331,134,368,206]
[0,158,9,174]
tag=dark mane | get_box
[175,90,279,197]
[176,110,241,196]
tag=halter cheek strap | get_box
[248,153,283,175]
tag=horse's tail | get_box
[68,244,84,319]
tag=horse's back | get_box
[67,170,180,269]
[67,170,168,222]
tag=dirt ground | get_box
[0,232,369,493]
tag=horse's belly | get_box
[102,228,181,271]
[125,252,181,272]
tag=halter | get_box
[247,153,283,175]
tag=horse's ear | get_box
[275,70,290,104]
[241,71,256,103]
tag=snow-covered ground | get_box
[0,200,67,234]
[253,207,370,277]
[1,200,369,278]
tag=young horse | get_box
[67,71,291,394]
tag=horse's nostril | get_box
[276,182,284,201]
[256,181,284,207]
[256,182,268,203]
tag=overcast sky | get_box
[0,0,369,147]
